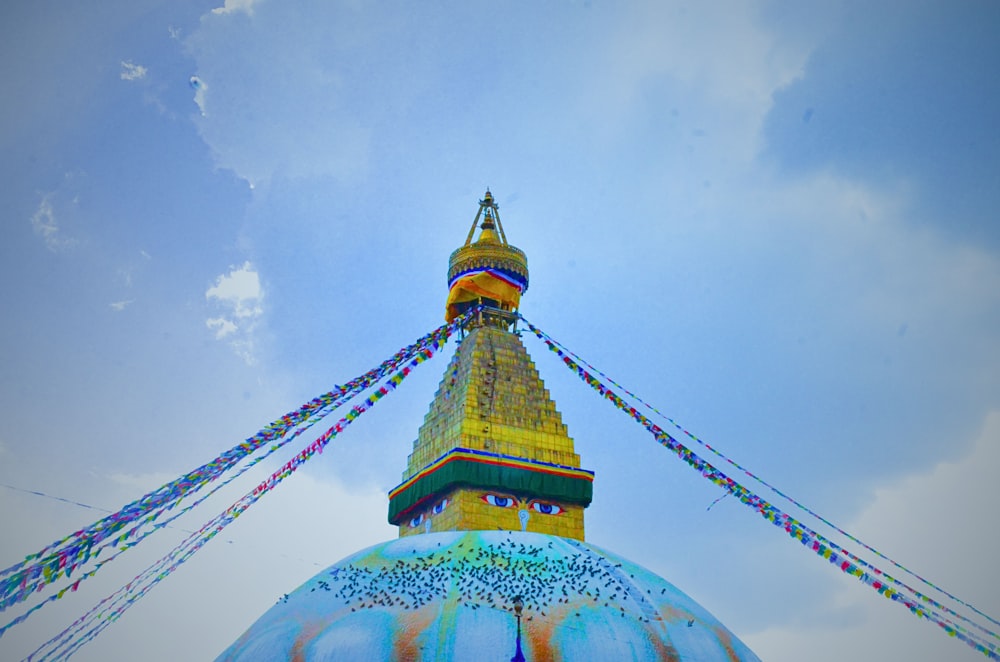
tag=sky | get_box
[1,0,999,660]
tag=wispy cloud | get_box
[30,193,75,252]
[109,300,134,312]
[120,60,148,82]
[206,261,264,364]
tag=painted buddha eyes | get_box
[482,494,517,508]
[409,498,450,528]
[530,502,564,515]
[480,494,565,515]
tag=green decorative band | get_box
[387,448,594,525]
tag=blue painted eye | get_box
[409,513,424,528]
[481,494,517,508]
[530,502,564,515]
[433,498,449,515]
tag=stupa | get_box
[217,192,761,661]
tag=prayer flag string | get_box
[0,399,336,640]
[521,315,1000,660]
[1,314,465,645]
[527,322,1000,635]
[41,343,446,661]
[23,319,459,662]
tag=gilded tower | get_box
[387,191,594,540]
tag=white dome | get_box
[218,531,760,661]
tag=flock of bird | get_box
[275,533,696,631]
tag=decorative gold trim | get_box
[448,245,528,286]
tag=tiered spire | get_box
[388,192,593,540]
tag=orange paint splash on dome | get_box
[394,607,436,659]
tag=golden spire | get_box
[388,192,593,541]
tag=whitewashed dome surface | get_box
[217,531,760,662]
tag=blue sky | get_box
[2,1,999,660]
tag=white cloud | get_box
[212,0,258,16]
[206,261,262,318]
[746,411,1000,662]
[119,60,147,82]
[205,261,264,363]
[109,299,134,312]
